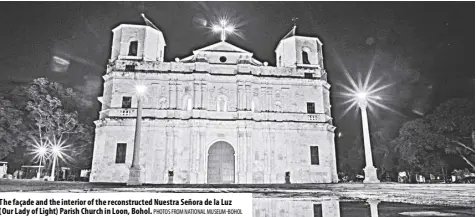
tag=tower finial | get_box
[292,17,299,28]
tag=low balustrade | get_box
[105,108,327,123]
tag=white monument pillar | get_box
[358,98,380,183]
[367,199,380,217]
[128,93,144,185]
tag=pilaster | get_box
[199,128,206,183]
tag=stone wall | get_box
[90,119,338,184]
[101,71,330,116]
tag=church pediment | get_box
[196,41,251,54]
[181,41,262,65]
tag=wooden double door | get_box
[207,141,235,184]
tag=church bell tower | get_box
[110,14,166,62]
[275,26,324,69]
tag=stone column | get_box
[245,84,251,111]
[260,87,267,112]
[175,82,180,110]
[169,81,176,109]
[267,87,273,112]
[239,82,245,111]
[263,129,270,183]
[164,125,174,183]
[201,83,208,111]
[194,82,200,109]
[359,99,380,183]
[189,127,195,183]
[199,129,206,183]
[246,131,253,183]
[269,132,275,183]
[237,128,246,183]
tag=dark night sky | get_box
[0,2,474,146]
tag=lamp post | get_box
[36,146,47,179]
[356,92,380,183]
[127,85,146,186]
[50,146,60,181]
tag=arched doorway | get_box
[207,141,235,184]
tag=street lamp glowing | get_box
[356,92,368,100]
[135,85,147,94]
[34,145,48,180]
[51,146,61,154]
[38,146,47,155]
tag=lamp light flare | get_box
[334,53,398,120]
[28,136,50,163]
[38,147,47,155]
[47,136,74,163]
[51,145,61,154]
[356,92,368,100]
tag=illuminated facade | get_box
[90,20,338,184]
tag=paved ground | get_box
[0,179,473,207]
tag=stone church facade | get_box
[90,20,338,184]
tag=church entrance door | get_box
[207,141,235,184]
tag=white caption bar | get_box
[0,193,252,217]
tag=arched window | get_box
[216,95,227,112]
[302,47,311,64]
[302,51,310,64]
[128,41,138,56]
[279,56,282,66]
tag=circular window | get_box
[219,56,227,63]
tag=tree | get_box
[24,78,94,170]
[426,98,474,169]
[1,77,95,172]
[337,134,365,179]
[391,119,448,177]
[391,98,475,176]
[0,96,25,160]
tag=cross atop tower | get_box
[212,19,235,41]
[292,17,299,27]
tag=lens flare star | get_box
[47,136,74,163]
[210,18,237,41]
[28,136,49,163]
[335,55,396,119]
[198,13,246,41]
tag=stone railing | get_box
[119,109,133,117]
[107,60,325,78]
[104,108,328,123]
[308,114,319,121]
